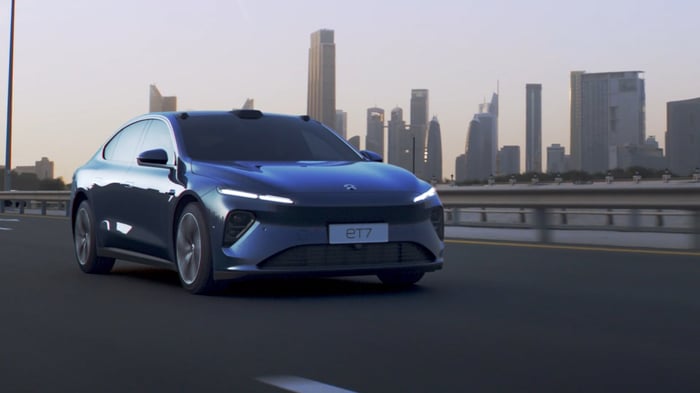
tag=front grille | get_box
[258,242,435,270]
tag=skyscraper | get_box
[366,108,385,157]
[388,107,410,170]
[667,97,700,175]
[464,92,499,181]
[335,110,347,139]
[465,114,495,181]
[498,146,520,176]
[149,84,177,112]
[425,116,443,182]
[410,89,429,179]
[241,98,255,109]
[526,84,542,173]
[307,29,336,130]
[570,71,646,173]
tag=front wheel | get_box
[73,200,115,274]
[175,203,216,294]
[377,271,424,287]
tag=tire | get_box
[377,271,424,286]
[73,200,115,274]
[175,203,216,294]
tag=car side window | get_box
[139,120,176,165]
[103,121,149,163]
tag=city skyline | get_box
[1,1,699,180]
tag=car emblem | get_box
[344,184,357,191]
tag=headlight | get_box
[413,187,436,203]
[218,187,294,205]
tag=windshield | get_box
[177,113,363,162]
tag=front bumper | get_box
[203,194,444,281]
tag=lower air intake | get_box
[259,242,434,270]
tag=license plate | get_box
[328,223,388,244]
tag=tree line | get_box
[0,172,68,191]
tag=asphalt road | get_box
[1,215,700,392]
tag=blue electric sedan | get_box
[71,110,444,294]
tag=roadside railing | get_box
[437,181,700,248]
[4,182,700,247]
[0,191,71,216]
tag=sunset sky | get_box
[1,0,699,180]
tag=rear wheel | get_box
[73,200,115,274]
[175,203,216,294]
[377,271,424,286]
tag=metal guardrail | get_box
[437,182,700,247]
[0,191,71,216]
[3,183,700,247]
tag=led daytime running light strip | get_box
[218,188,294,204]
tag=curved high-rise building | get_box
[425,116,443,182]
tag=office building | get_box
[547,144,567,174]
[455,154,467,183]
[570,71,645,173]
[526,84,542,173]
[365,108,385,157]
[241,98,255,109]
[149,84,177,112]
[498,146,520,176]
[615,142,666,171]
[35,157,54,180]
[410,89,429,179]
[667,97,700,175]
[425,116,443,182]
[335,110,347,139]
[464,92,499,181]
[347,135,360,150]
[12,157,54,180]
[307,29,336,129]
[388,107,410,170]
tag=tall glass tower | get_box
[307,29,336,130]
[425,116,443,182]
[410,89,429,179]
[366,108,385,157]
[526,84,542,173]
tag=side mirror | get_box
[360,150,383,162]
[137,148,169,166]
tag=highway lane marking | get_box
[257,375,357,393]
[446,238,700,257]
[0,218,19,231]
[0,214,68,220]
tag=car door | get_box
[120,119,184,260]
[91,120,148,251]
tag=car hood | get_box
[191,161,430,205]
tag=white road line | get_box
[0,218,18,231]
[257,375,357,393]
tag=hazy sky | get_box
[0,0,699,180]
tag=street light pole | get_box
[4,0,16,190]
